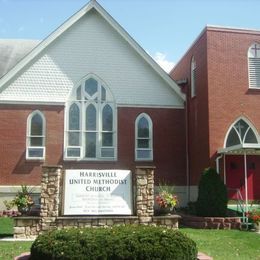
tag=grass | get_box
[0,241,32,260]
[0,217,13,237]
[0,217,33,260]
[0,217,260,260]
[180,227,260,260]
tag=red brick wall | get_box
[171,32,209,184]
[172,27,260,186]
[0,105,186,186]
[207,29,260,158]
[0,104,64,185]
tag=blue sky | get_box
[1,0,260,71]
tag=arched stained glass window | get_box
[101,105,114,157]
[66,75,116,160]
[26,111,45,159]
[135,113,153,161]
[69,103,80,130]
[68,103,80,150]
[86,104,96,131]
[225,119,258,148]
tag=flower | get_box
[156,192,178,209]
[156,184,178,210]
[246,209,260,224]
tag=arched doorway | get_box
[218,118,260,202]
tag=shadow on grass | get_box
[0,234,13,238]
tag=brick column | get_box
[135,166,155,224]
[40,165,63,232]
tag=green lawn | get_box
[180,228,260,260]
[0,217,33,260]
[0,217,260,260]
[0,241,32,260]
[0,217,13,237]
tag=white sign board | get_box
[63,169,132,215]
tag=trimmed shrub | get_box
[196,167,228,217]
[30,225,197,260]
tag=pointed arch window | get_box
[26,111,46,159]
[248,43,260,88]
[191,56,197,97]
[135,113,153,161]
[65,76,116,160]
[225,119,258,148]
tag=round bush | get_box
[30,225,197,260]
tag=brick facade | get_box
[2,0,260,205]
[0,105,64,185]
[0,105,186,187]
[171,32,209,185]
[171,26,260,200]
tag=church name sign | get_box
[63,169,132,215]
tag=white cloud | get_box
[152,52,175,73]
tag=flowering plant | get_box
[247,209,260,224]
[11,185,34,211]
[155,184,178,210]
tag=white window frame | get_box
[26,110,46,160]
[191,56,197,97]
[248,43,260,89]
[64,75,117,161]
[135,113,153,161]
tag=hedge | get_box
[30,225,197,260]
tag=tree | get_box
[196,167,228,217]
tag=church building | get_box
[0,1,260,209]
[0,0,186,208]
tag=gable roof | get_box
[0,0,185,101]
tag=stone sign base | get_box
[13,215,180,239]
[13,165,181,239]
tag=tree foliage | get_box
[196,167,228,217]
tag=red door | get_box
[248,156,260,200]
[226,155,259,200]
[226,155,246,200]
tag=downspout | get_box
[215,154,223,174]
[176,79,190,204]
[223,154,226,184]
[185,99,190,203]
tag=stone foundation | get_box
[13,217,41,239]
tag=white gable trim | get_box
[117,104,184,109]
[0,100,65,106]
[0,100,184,109]
[0,0,185,102]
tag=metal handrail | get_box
[228,188,248,224]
